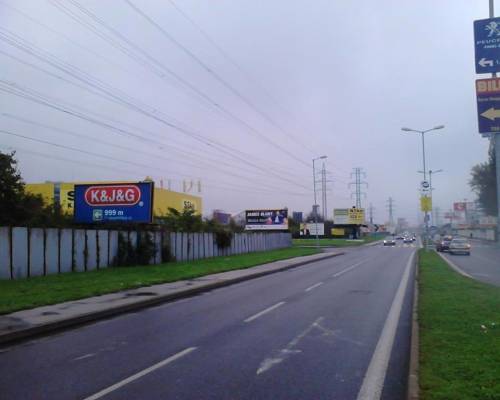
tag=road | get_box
[442,239,500,286]
[0,243,417,400]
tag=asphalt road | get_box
[0,243,417,400]
[442,239,500,286]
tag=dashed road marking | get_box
[305,282,324,292]
[244,302,286,323]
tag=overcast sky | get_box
[0,0,494,223]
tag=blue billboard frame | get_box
[74,182,154,224]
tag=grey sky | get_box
[0,0,492,223]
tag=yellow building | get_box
[26,181,202,216]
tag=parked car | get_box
[449,238,471,255]
[383,237,396,246]
[436,236,453,252]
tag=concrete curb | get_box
[437,252,472,278]
[0,252,344,346]
[407,250,420,400]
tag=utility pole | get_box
[321,162,327,220]
[349,167,368,209]
[386,197,395,226]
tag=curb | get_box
[437,252,472,279]
[0,252,344,346]
[407,250,420,400]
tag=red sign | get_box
[453,202,466,212]
[84,185,141,206]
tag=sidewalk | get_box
[0,251,343,345]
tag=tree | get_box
[470,145,497,216]
[156,206,204,232]
[0,151,46,225]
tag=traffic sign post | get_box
[476,78,500,135]
[474,17,500,74]
[420,180,430,192]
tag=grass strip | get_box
[293,236,381,247]
[0,247,320,315]
[419,250,500,399]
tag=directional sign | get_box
[474,17,500,74]
[476,78,500,134]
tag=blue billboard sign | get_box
[474,17,500,74]
[476,78,500,135]
[74,182,154,223]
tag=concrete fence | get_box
[0,227,291,280]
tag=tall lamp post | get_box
[401,125,445,248]
[313,155,327,248]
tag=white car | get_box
[448,238,471,255]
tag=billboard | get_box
[300,223,325,236]
[245,209,288,230]
[74,182,154,223]
[333,208,365,225]
[454,202,466,212]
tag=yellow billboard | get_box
[26,182,202,216]
[333,208,365,224]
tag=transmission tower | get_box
[386,197,395,225]
[315,162,332,220]
[368,203,375,224]
[349,167,368,208]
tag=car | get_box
[403,236,413,244]
[449,238,471,255]
[436,236,453,252]
[383,237,396,246]
[395,235,404,240]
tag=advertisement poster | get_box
[245,209,288,230]
[74,182,154,223]
[334,208,365,225]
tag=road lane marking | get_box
[438,253,472,278]
[74,353,96,361]
[305,282,323,292]
[82,347,197,400]
[256,316,324,375]
[331,259,368,278]
[356,251,415,400]
[244,302,286,323]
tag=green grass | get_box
[0,247,320,315]
[292,235,381,247]
[419,250,500,399]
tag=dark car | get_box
[436,236,453,252]
[403,236,413,244]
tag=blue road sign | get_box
[474,17,500,74]
[74,182,154,223]
[476,78,500,135]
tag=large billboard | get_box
[74,182,154,223]
[245,209,288,230]
[333,208,365,225]
[300,223,325,236]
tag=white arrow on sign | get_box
[480,107,500,120]
[479,57,494,67]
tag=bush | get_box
[115,231,156,266]
[215,230,233,249]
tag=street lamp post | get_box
[402,125,445,249]
[313,156,327,248]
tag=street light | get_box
[313,155,327,248]
[401,125,445,249]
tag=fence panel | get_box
[0,227,10,279]
[109,230,119,266]
[74,229,85,272]
[29,228,45,277]
[154,231,162,264]
[45,228,59,275]
[98,230,109,268]
[60,229,73,273]
[86,230,98,271]
[12,227,28,279]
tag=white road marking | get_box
[257,317,324,375]
[356,251,415,400]
[438,253,472,278]
[82,347,197,400]
[305,282,324,292]
[331,259,368,278]
[74,353,96,361]
[244,301,286,323]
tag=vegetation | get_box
[0,151,71,226]
[0,247,320,314]
[419,250,500,399]
[470,145,497,216]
